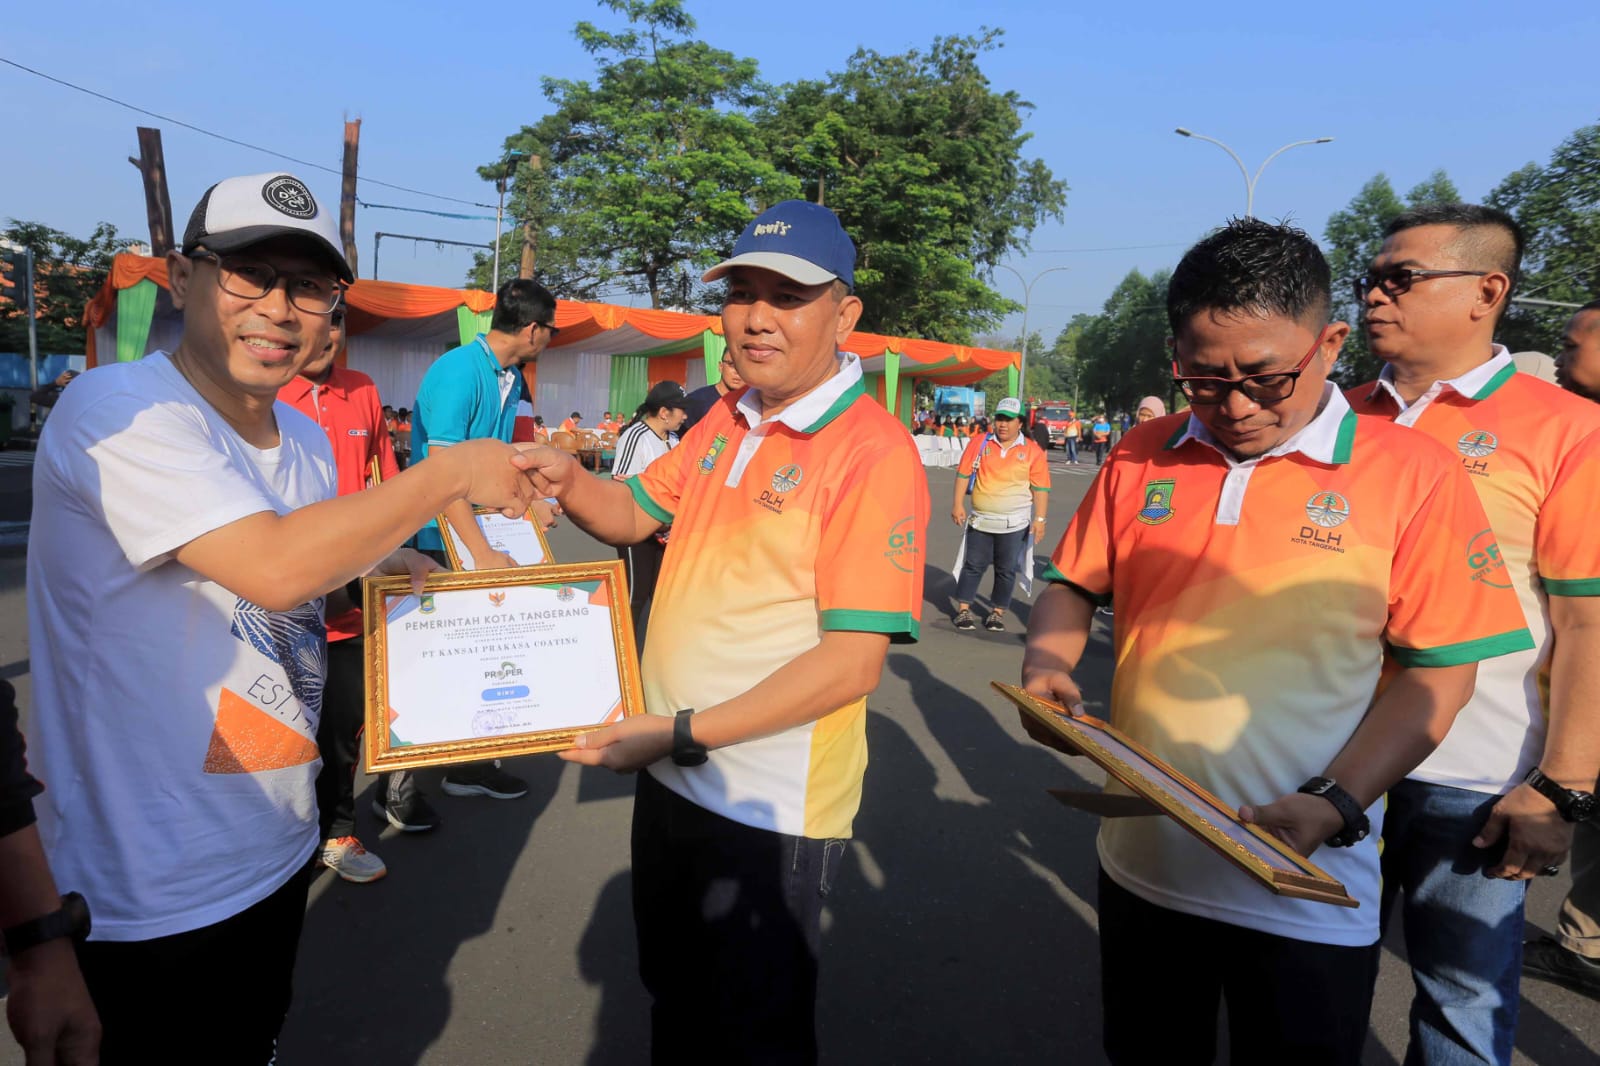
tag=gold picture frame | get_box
[993,681,1356,908]
[438,506,555,569]
[363,561,642,773]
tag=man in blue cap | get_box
[529,200,929,1064]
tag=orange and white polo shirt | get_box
[1045,385,1532,944]
[628,353,930,839]
[958,433,1050,529]
[1348,346,1600,794]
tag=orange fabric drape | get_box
[647,355,690,390]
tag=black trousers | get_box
[632,769,845,1066]
[617,536,666,650]
[1098,868,1379,1066]
[314,635,364,839]
[75,865,310,1065]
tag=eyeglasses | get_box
[191,252,342,314]
[1172,328,1326,406]
[1353,267,1487,302]
[533,320,561,336]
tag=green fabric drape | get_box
[1007,364,1020,397]
[609,354,650,417]
[896,377,914,428]
[115,279,158,362]
[883,350,901,415]
[456,306,492,347]
[702,330,726,387]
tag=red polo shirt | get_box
[279,365,400,641]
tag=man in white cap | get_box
[949,396,1050,632]
[27,172,542,1060]
[527,200,929,1063]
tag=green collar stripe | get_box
[1470,362,1517,401]
[801,379,866,434]
[1331,409,1357,464]
[1162,422,1190,450]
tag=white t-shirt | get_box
[612,420,676,480]
[29,352,337,941]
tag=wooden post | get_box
[518,155,541,278]
[340,119,361,277]
[134,127,175,255]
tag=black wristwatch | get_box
[1525,767,1598,823]
[1297,777,1370,847]
[2,891,91,957]
[671,709,707,767]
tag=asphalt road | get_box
[1,457,1596,1064]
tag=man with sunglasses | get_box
[1347,204,1600,1066]
[26,172,544,1060]
[406,277,562,804]
[1021,218,1531,1065]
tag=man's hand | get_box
[470,548,519,572]
[951,502,967,526]
[519,446,583,502]
[441,439,538,518]
[1018,667,1086,755]
[371,547,441,594]
[530,498,559,531]
[558,715,675,773]
[1474,782,1574,880]
[1239,792,1347,858]
[6,939,101,1065]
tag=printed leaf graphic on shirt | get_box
[229,598,328,720]
[203,687,320,774]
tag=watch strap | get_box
[1525,767,1598,823]
[1298,777,1370,847]
[2,892,90,956]
[671,709,707,767]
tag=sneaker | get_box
[1522,937,1600,1000]
[372,791,440,833]
[953,608,978,631]
[441,761,529,800]
[983,610,1006,632]
[319,836,387,883]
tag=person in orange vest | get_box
[560,411,583,433]
[1062,412,1082,463]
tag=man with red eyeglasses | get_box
[1347,204,1600,1066]
[1020,218,1531,1065]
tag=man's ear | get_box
[834,294,863,344]
[167,250,193,310]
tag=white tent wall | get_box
[534,350,612,423]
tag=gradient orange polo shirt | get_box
[1045,386,1532,945]
[1348,347,1600,793]
[958,432,1051,520]
[627,354,929,839]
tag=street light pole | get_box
[1174,128,1334,217]
[994,264,1069,401]
[489,149,526,290]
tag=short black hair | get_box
[490,278,557,333]
[1383,203,1524,295]
[1167,217,1330,335]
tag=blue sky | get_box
[3,0,1596,345]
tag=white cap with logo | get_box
[181,172,353,282]
[995,397,1023,418]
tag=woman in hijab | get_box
[1136,396,1167,423]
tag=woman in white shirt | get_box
[612,381,689,646]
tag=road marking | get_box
[0,452,35,467]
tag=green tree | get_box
[1076,269,1172,417]
[477,0,800,305]
[1488,123,1600,353]
[762,29,1066,343]
[0,220,123,354]
[1322,170,1458,385]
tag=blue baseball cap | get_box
[702,200,856,290]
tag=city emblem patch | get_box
[1305,491,1350,528]
[1457,430,1498,458]
[1136,479,1176,525]
[771,464,803,493]
[698,433,729,475]
[419,594,436,614]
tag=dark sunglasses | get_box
[1172,328,1327,406]
[1353,267,1487,302]
[533,320,561,336]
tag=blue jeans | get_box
[1064,437,1078,462]
[1380,779,1527,1066]
[954,524,1027,612]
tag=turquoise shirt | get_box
[412,334,524,550]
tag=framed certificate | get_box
[439,506,554,569]
[993,681,1356,908]
[362,562,643,772]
